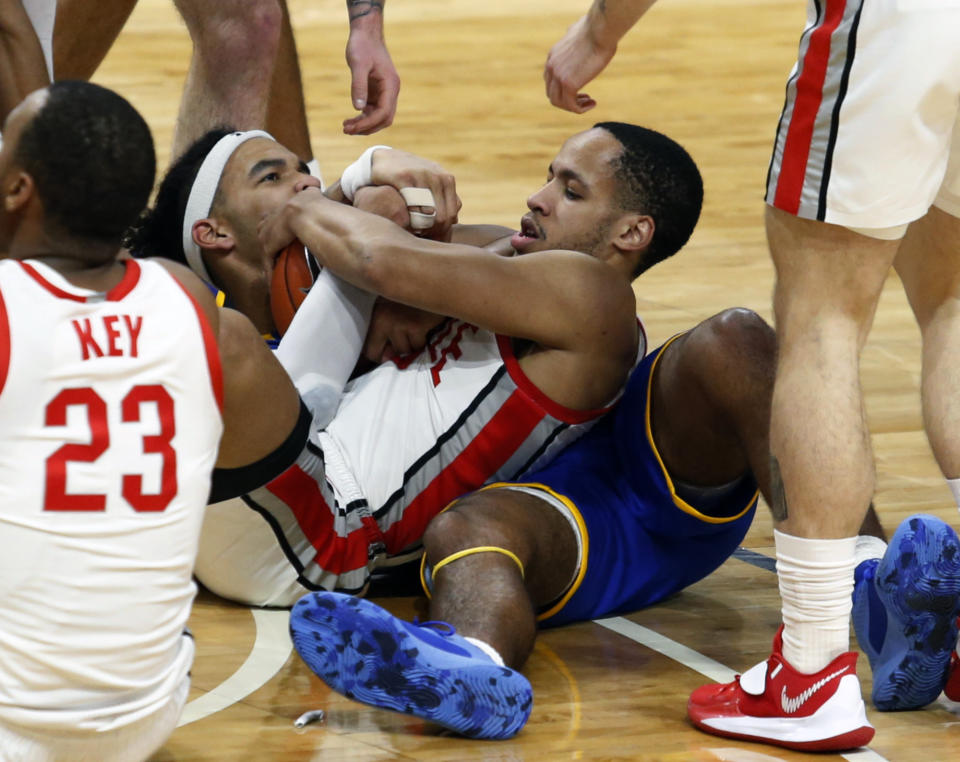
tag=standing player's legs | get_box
[0,0,51,120]
[172,0,283,157]
[51,0,139,81]
[851,183,960,710]
[264,0,314,167]
[689,0,960,749]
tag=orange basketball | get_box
[270,240,314,336]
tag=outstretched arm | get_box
[343,0,400,135]
[544,0,658,113]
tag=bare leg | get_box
[767,207,899,538]
[0,0,50,120]
[421,490,577,669]
[264,0,312,162]
[767,206,899,673]
[172,0,283,158]
[895,205,960,480]
[655,307,884,538]
[52,0,138,80]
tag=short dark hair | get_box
[124,127,234,264]
[594,122,703,275]
[15,81,155,244]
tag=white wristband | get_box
[339,144,391,201]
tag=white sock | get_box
[948,477,960,513]
[854,534,887,568]
[275,268,375,425]
[463,636,505,667]
[775,529,858,674]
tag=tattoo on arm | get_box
[769,455,788,523]
[348,0,384,20]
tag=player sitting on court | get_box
[0,82,308,761]
[124,123,695,619]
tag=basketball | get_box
[270,239,313,336]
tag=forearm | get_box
[347,0,385,37]
[585,0,659,49]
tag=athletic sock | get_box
[275,268,375,427]
[854,534,887,567]
[463,636,505,667]
[948,477,960,514]
[775,529,858,674]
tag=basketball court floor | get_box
[83,0,960,758]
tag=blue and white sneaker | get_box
[852,514,960,710]
[289,591,533,739]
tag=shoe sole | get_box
[690,718,875,752]
[854,514,960,710]
[290,592,532,739]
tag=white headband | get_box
[181,129,274,283]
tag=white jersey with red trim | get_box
[207,318,644,599]
[0,258,223,733]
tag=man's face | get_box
[0,90,46,251]
[213,137,322,275]
[511,128,625,257]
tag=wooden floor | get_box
[84,0,960,759]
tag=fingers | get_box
[343,69,400,136]
[544,67,594,114]
[399,188,437,231]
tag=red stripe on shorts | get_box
[266,464,371,575]
[382,389,545,553]
[773,0,848,214]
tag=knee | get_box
[422,509,473,562]
[176,0,282,62]
[701,308,776,371]
[422,498,509,562]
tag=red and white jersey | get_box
[230,319,644,595]
[0,259,223,732]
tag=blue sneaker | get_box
[852,514,960,710]
[289,591,533,739]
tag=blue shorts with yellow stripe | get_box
[508,336,759,628]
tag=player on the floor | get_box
[126,122,704,608]
[289,303,778,739]
[0,81,308,761]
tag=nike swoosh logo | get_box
[780,666,850,713]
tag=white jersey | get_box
[197,318,644,601]
[0,259,223,733]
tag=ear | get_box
[613,214,655,254]
[192,218,236,253]
[3,170,34,214]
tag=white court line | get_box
[177,609,292,727]
[594,617,890,762]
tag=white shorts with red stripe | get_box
[195,320,644,605]
[766,0,960,227]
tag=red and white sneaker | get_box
[688,627,874,752]
[944,619,960,702]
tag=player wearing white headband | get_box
[126,123,696,607]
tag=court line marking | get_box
[177,608,292,727]
[594,617,890,762]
